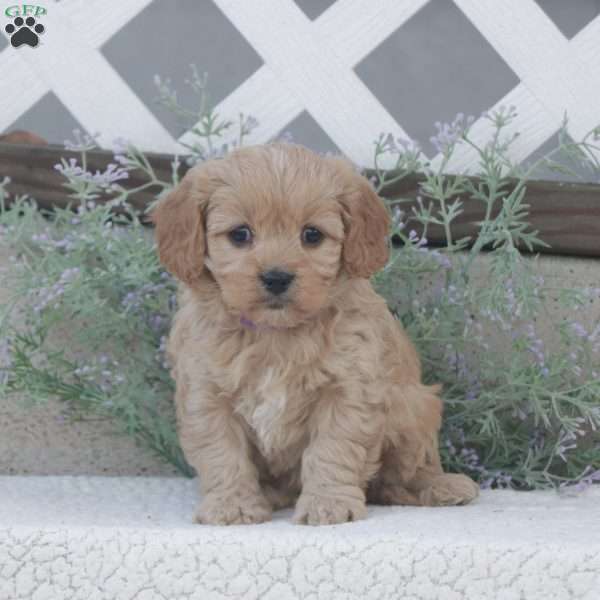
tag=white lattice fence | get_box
[1,0,599,168]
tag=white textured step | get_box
[0,477,599,600]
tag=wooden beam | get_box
[372,173,600,258]
[1,142,599,257]
[0,143,180,217]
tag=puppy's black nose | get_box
[260,269,295,295]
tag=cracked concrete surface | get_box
[0,477,599,599]
[0,393,180,476]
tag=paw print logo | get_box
[5,16,45,48]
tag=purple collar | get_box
[240,315,259,330]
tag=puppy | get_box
[151,143,479,526]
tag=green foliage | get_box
[0,183,191,475]
[372,109,600,490]
[1,72,598,488]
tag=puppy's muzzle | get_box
[260,269,295,296]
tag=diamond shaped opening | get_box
[294,0,338,21]
[523,131,598,183]
[536,0,600,40]
[3,92,86,145]
[274,111,341,156]
[102,0,264,139]
[355,1,520,157]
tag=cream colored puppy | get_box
[151,143,479,526]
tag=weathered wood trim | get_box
[374,173,600,258]
[1,142,599,257]
[0,143,177,217]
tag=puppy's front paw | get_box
[293,492,367,525]
[195,490,272,525]
[419,473,480,507]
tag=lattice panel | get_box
[1,0,599,169]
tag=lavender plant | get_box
[0,71,598,487]
[372,109,600,490]
[0,171,190,473]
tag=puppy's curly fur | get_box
[151,143,478,526]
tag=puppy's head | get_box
[151,144,390,328]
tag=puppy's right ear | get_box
[150,163,220,286]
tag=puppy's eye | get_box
[228,225,253,247]
[302,227,323,246]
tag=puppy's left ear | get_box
[330,158,391,278]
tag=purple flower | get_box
[156,335,170,370]
[89,163,129,187]
[60,267,80,281]
[465,389,478,401]
[73,355,125,393]
[55,159,128,189]
[391,206,405,230]
[559,466,600,494]
[242,115,259,135]
[556,429,578,462]
[528,427,545,450]
[63,129,100,152]
[32,268,80,313]
[459,447,484,473]
[408,229,427,248]
[122,291,140,309]
[121,281,171,312]
[428,249,452,269]
[31,232,50,243]
[445,438,456,456]
[481,471,512,490]
[111,137,131,155]
[522,324,547,370]
[168,292,178,312]
[429,113,474,154]
[148,314,164,332]
[445,284,462,305]
[54,158,88,181]
[570,322,588,339]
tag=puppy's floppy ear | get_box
[329,158,391,278]
[150,161,221,286]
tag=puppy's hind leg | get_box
[372,453,480,508]
[368,384,479,507]
[368,439,479,507]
